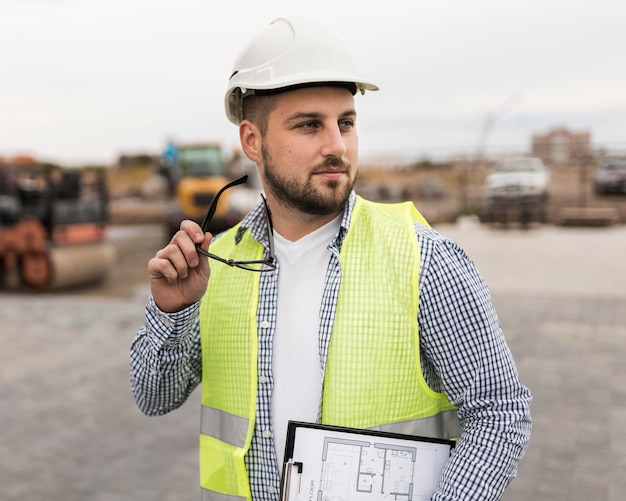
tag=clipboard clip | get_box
[280,459,303,501]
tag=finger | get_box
[180,219,205,244]
[155,243,192,280]
[148,255,184,284]
[171,228,205,268]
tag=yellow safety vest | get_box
[198,197,459,501]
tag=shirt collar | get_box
[238,191,358,251]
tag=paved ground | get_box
[1,222,625,500]
[443,220,626,501]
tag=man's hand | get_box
[148,220,211,313]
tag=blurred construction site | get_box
[105,128,626,230]
[2,127,625,292]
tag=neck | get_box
[270,202,342,241]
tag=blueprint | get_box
[283,425,451,501]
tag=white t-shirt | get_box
[271,215,341,466]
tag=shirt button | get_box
[259,375,267,384]
[263,429,272,438]
[268,486,276,494]
[260,320,270,329]
[149,368,158,376]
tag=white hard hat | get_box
[225,16,379,125]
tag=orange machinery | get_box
[0,163,115,290]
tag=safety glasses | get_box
[195,175,276,272]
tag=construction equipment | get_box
[158,141,249,237]
[0,162,116,290]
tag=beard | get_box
[261,144,355,216]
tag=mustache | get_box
[312,157,349,173]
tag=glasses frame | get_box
[194,175,276,272]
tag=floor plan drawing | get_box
[317,436,442,501]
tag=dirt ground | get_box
[89,225,166,299]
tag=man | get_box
[131,16,532,501]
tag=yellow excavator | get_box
[0,162,115,290]
[158,141,249,238]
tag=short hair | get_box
[241,94,277,136]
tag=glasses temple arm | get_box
[199,175,248,232]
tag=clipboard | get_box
[280,421,454,501]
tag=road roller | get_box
[0,162,116,290]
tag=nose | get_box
[320,123,347,158]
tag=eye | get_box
[339,118,355,129]
[297,121,320,130]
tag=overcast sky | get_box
[1,0,625,165]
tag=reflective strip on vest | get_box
[368,408,460,439]
[201,487,247,501]
[201,405,249,448]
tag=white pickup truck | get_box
[483,157,550,224]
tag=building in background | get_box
[531,127,592,166]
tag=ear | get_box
[239,120,261,163]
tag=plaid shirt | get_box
[130,191,532,501]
